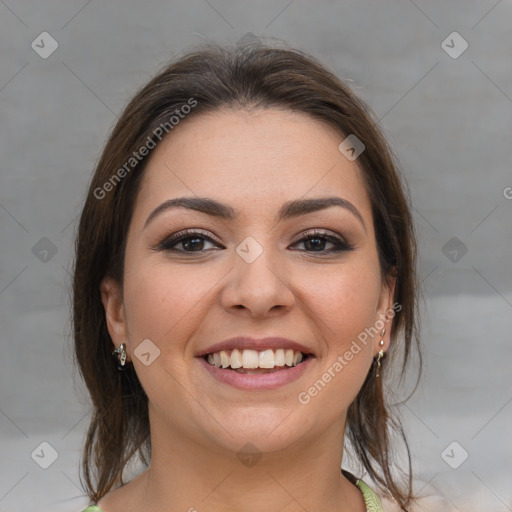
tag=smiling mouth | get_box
[203,348,310,374]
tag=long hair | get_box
[73,41,420,509]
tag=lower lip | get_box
[198,356,313,391]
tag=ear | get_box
[100,276,130,360]
[375,273,397,353]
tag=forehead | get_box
[136,108,371,221]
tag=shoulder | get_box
[378,490,453,512]
[348,473,454,512]
[345,470,451,512]
[80,506,103,512]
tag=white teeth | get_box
[242,349,259,368]
[259,349,275,368]
[205,348,305,369]
[220,350,230,368]
[230,349,242,369]
[285,349,294,366]
[275,348,285,366]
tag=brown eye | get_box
[156,230,223,253]
[291,230,354,253]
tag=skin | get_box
[100,108,395,512]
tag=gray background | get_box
[1,1,511,511]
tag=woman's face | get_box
[102,108,395,455]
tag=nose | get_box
[220,244,295,318]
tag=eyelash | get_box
[155,228,354,254]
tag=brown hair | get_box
[73,41,420,509]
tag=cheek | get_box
[298,269,379,414]
[300,259,382,346]
[295,258,382,408]
[122,258,221,353]
[121,259,223,415]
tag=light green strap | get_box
[82,482,383,512]
[355,478,384,512]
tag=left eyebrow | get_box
[144,196,366,231]
[278,197,366,230]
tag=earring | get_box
[112,343,128,371]
[375,348,385,378]
[375,328,386,377]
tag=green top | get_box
[81,476,383,511]
[356,478,385,511]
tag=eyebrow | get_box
[144,196,366,230]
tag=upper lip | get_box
[196,337,314,357]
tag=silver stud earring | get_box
[112,343,128,371]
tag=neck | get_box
[126,409,366,512]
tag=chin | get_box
[202,407,311,455]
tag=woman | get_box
[74,42,437,511]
